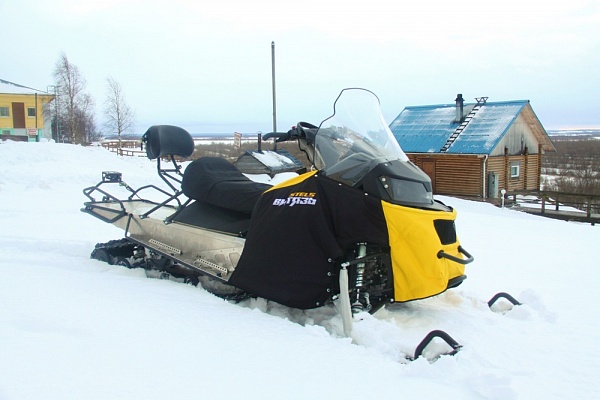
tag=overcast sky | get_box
[3,0,599,134]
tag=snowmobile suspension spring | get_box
[351,243,369,313]
[354,243,367,288]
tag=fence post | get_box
[541,195,546,214]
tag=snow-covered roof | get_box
[250,150,297,168]
[0,78,49,95]
[237,149,305,173]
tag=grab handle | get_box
[437,246,474,265]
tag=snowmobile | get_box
[82,88,477,359]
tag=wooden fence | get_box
[505,190,600,225]
[101,140,146,157]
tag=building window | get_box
[28,107,36,117]
[0,107,9,117]
[510,162,521,178]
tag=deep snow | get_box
[1,140,599,399]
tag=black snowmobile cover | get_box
[182,157,271,215]
[229,171,389,309]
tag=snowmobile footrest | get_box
[411,330,462,361]
[487,292,521,309]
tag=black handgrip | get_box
[437,246,474,265]
[262,131,290,141]
[264,123,317,142]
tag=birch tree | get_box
[52,52,93,144]
[104,76,135,153]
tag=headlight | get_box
[381,177,434,206]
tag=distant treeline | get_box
[104,132,252,140]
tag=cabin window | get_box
[0,107,9,117]
[510,162,521,178]
[27,107,36,117]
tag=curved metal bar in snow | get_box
[411,330,462,361]
[488,292,522,309]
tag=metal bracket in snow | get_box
[409,330,462,361]
[488,292,521,309]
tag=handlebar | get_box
[262,131,292,141]
[262,122,318,143]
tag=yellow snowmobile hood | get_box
[381,200,466,302]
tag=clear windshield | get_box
[314,88,408,172]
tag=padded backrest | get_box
[142,125,195,160]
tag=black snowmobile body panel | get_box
[229,171,390,309]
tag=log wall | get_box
[408,152,541,198]
[408,154,483,197]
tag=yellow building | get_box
[0,79,55,142]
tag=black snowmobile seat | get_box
[172,200,254,237]
[142,125,195,160]
[181,157,271,215]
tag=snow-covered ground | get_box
[1,140,599,399]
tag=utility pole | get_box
[271,41,277,151]
[47,85,60,142]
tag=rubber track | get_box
[91,238,138,262]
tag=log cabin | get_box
[389,94,556,199]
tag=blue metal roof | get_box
[389,100,529,154]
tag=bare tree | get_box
[104,76,135,153]
[52,52,96,144]
[79,93,101,143]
